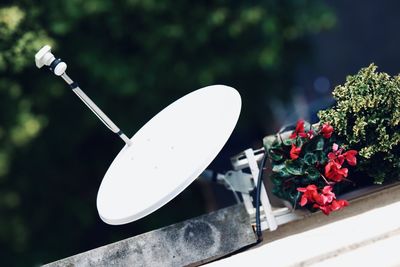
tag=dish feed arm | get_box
[34,45,131,146]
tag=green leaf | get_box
[305,167,320,181]
[285,160,304,175]
[269,149,283,161]
[295,138,304,147]
[270,173,283,186]
[305,135,325,152]
[270,139,282,149]
[271,163,292,178]
[272,163,285,173]
[374,174,385,185]
[315,137,325,150]
[304,153,318,165]
[316,151,327,164]
[283,138,293,146]
[264,134,277,149]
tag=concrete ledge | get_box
[43,204,257,267]
[206,183,400,266]
[262,182,400,244]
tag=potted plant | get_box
[264,64,400,215]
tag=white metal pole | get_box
[35,45,131,146]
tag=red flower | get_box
[330,199,349,211]
[325,161,348,182]
[297,185,318,206]
[307,129,315,139]
[332,143,339,152]
[313,186,335,206]
[314,199,349,215]
[321,123,334,138]
[298,184,349,215]
[343,150,358,166]
[322,186,335,203]
[290,120,308,139]
[327,144,358,168]
[290,144,302,160]
[328,151,345,165]
[314,203,332,215]
[297,185,335,206]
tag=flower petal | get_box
[300,196,308,206]
[344,150,358,166]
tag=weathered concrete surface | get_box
[261,182,400,244]
[43,204,256,267]
[205,183,400,266]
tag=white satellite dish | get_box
[97,85,241,224]
[35,46,242,225]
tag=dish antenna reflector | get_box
[35,45,241,225]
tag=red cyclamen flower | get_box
[325,161,348,182]
[343,150,358,166]
[325,143,357,182]
[297,185,318,206]
[328,144,358,166]
[307,128,315,139]
[290,144,302,160]
[290,120,308,139]
[321,123,334,138]
[297,185,334,206]
[329,199,349,212]
[314,199,349,215]
[321,186,335,203]
[298,185,348,215]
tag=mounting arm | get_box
[35,45,131,146]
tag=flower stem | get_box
[320,173,332,185]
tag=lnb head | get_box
[35,45,67,76]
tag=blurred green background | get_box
[0,0,337,266]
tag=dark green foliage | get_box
[264,123,354,209]
[318,64,400,184]
[265,125,324,206]
[0,1,334,266]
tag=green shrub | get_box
[318,64,400,184]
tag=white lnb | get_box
[35,45,67,76]
[35,45,54,68]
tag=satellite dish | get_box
[97,85,241,224]
[35,45,242,225]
